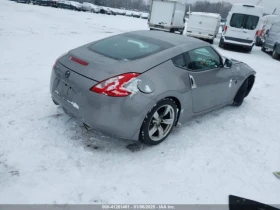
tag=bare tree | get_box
[191,1,232,18]
[76,0,232,15]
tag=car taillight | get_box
[90,73,140,97]
[260,29,264,36]
[70,56,88,66]
[256,30,259,36]
[224,25,228,32]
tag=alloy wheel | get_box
[148,105,175,141]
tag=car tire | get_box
[272,47,280,60]
[261,43,266,52]
[209,39,214,44]
[255,36,261,47]
[247,46,253,53]
[233,79,248,107]
[139,98,178,145]
[219,37,224,48]
[170,29,175,33]
[180,27,185,35]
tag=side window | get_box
[172,54,186,69]
[188,47,221,71]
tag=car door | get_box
[185,46,232,113]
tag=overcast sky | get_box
[184,0,280,14]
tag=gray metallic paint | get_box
[50,31,256,141]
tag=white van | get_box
[148,0,186,34]
[262,22,280,60]
[256,15,280,46]
[219,4,264,52]
[186,12,221,44]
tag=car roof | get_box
[127,30,205,46]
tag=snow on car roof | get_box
[190,12,221,18]
[167,0,184,4]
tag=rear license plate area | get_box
[55,79,75,101]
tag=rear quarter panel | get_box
[140,59,193,124]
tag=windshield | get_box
[89,34,173,61]
[230,13,259,30]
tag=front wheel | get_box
[139,98,178,145]
[233,79,248,107]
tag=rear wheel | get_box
[219,37,224,48]
[272,47,280,60]
[139,98,178,145]
[233,79,248,107]
[261,43,267,52]
[180,27,185,35]
[255,36,261,47]
[247,46,253,53]
[170,29,175,33]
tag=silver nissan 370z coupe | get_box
[50,30,256,145]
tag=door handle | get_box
[189,75,197,89]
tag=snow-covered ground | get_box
[1,0,280,205]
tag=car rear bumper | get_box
[186,32,214,40]
[149,24,182,31]
[50,63,152,141]
[222,36,254,47]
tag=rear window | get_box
[230,13,259,30]
[89,34,173,61]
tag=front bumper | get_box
[50,62,152,141]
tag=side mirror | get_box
[223,57,232,69]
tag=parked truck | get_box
[148,0,186,34]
